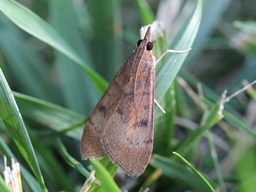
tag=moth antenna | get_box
[154,99,166,113]
[155,48,191,65]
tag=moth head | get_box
[136,40,153,50]
[137,26,153,51]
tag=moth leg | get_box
[154,98,166,113]
[155,48,191,66]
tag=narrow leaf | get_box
[155,0,202,102]
[0,0,107,93]
[0,69,47,191]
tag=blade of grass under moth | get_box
[90,160,120,192]
[99,157,118,178]
[0,69,47,191]
[0,0,107,93]
[155,0,202,103]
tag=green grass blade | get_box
[151,154,215,191]
[154,84,176,156]
[207,131,227,192]
[49,0,99,114]
[0,17,49,100]
[185,0,232,63]
[0,0,108,93]
[57,139,91,178]
[99,157,118,178]
[155,0,202,102]
[233,176,256,192]
[223,109,256,140]
[135,0,155,25]
[90,160,120,192]
[173,152,215,192]
[0,69,47,191]
[233,21,256,36]
[0,138,41,191]
[0,176,11,192]
[29,133,74,191]
[200,96,256,140]
[174,94,223,153]
[14,92,84,140]
[88,0,122,82]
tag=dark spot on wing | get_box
[116,107,123,115]
[99,105,106,113]
[146,139,153,144]
[137,120,148,127]
[124,92,134,98]
[144,105,149,110]
[143,91,150,96]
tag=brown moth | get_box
[80,26,155,178]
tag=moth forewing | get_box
[80,42,139,159]
[80,27,155,178]
[80,125,104,159]
[101,27,154,178]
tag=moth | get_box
[80,26,155,178]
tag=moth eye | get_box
[146,42,153,50]
[137,39,143,47]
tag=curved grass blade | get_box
[14,92,84,140]
[0,0,108,93]
[49,0,99,114]
[155,0,202,102]
[0,69,47,192]
[57,139,91,178]
[200,96,256,140]
[0,20,49,100]
[0,138,41,191]
[173,152,215,192]
[151,154,215,192]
